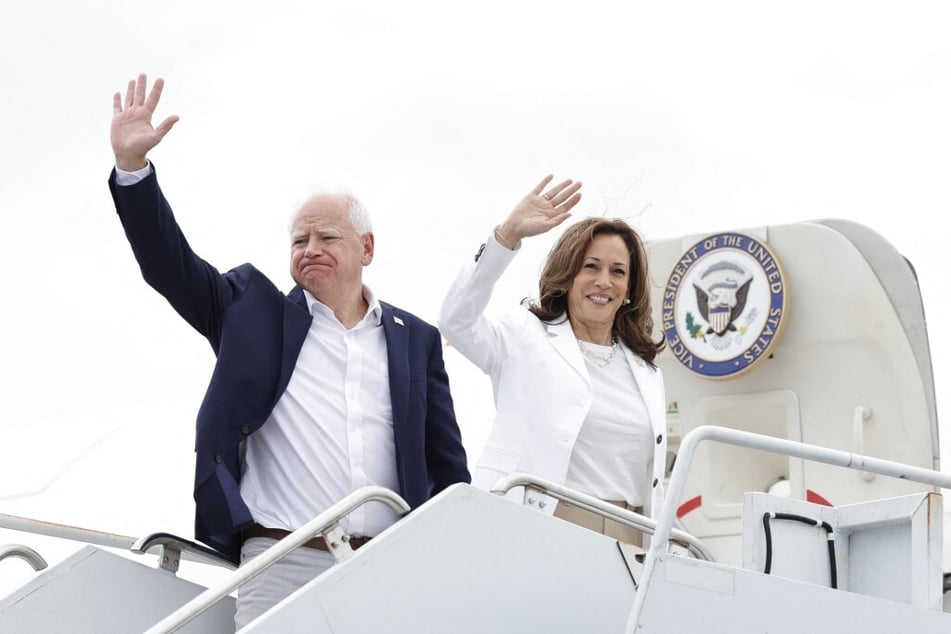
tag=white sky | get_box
[1,0,949,595]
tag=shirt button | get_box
[656,434,663,444]
[652,478,659,488]
[474,243,486,262]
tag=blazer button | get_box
[241,424,252,435]
[652,478,659,488]
[656,434,663,444]
[214,453,223,464]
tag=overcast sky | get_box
[2,0,949,595]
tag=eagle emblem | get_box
[663,230,786,379]
[693,261,753,336]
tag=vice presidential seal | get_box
[662,231,787,379]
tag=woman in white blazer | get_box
[439,175,668,542]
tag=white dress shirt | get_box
[239,288,399,537]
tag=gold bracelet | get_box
[494,226,517,250]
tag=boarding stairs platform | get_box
[0,522,237,632]
[3,425,951,632]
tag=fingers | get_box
[117,74,169,115]
[560,191,582,213]
[124,79,135,109]
[144,77,166,113]
[548,210,573,228]
[532,174,554,196]
[540,178,582,208]
[134,73,147,107]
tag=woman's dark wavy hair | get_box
[526,217,666,365]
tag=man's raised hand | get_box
[111,73,179,171]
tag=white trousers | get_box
[234,537,336,631]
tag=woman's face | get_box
[567,233,631,333]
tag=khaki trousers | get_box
[553,499,643,547]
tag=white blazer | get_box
[439,234,668,518]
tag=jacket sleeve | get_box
[423,326,472,491]
[108,166,237,351]
[438,234,520,375]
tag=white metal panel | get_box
[245,484,639,633]
[0,546,235,633]
[636,553,951,633]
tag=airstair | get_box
[2,426,951,633]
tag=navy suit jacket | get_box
[108,167,470,563]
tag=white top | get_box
[565,346,652,507]
[240,288,399,537]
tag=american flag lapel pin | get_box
[393,316,404,327]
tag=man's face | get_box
[289,194,374,299]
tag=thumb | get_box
[154,115,180,140]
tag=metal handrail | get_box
[490,472,714,561]
[144,485,411,634]
[0,513,138,551]
[626,424,951,631]
[132,533,237,572]
[0,544,48,571]
[0,512,229,570]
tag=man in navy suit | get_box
[108,74,470,627]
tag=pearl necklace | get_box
[577,337,618,368]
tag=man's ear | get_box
[362,232,375,266]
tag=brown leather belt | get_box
[243,523,371,551]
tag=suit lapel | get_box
[279,287,313,398]
[381,303,410,429]
[544,317,590,386]
[625,351,665,436]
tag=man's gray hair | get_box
[342,191,373,235]
[288,188,373,237]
